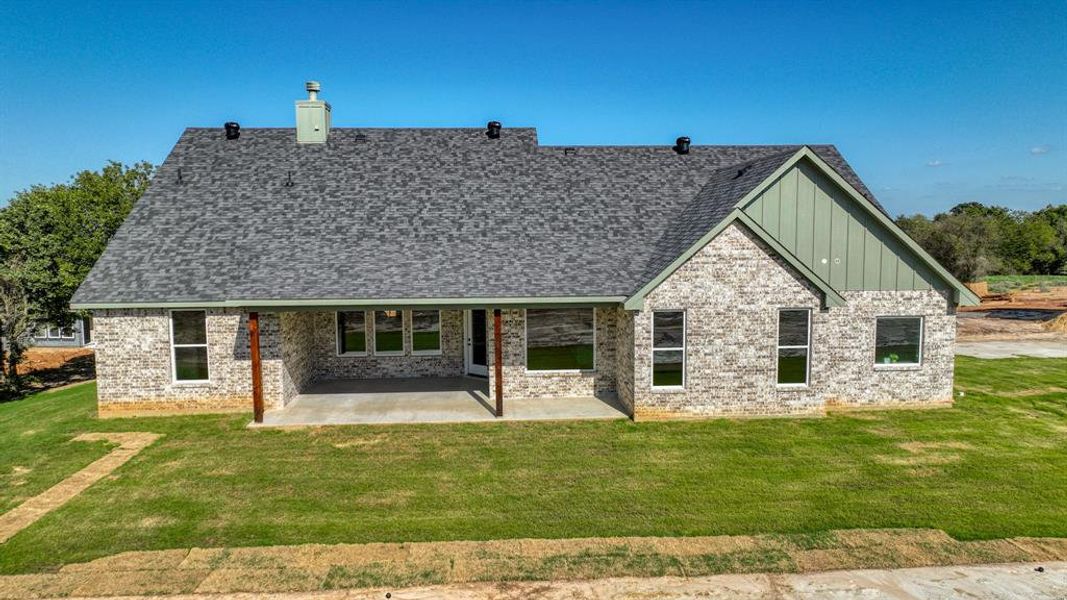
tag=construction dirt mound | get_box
[1045,312,1067,333]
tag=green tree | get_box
[0,161,154,381]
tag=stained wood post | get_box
[493,308,503,417]
[249,311,264,424]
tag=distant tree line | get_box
[896,202,1067,282]
[0,161,153,394]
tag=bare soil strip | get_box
[22,562,1067,600]
[0,529,1064,598]
[0,432,160,544]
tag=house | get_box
[70,82,979,423]
[30,317,91,348]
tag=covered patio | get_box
[256,376,629,426]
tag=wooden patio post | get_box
[493,308,503,417]
[249,311,264,423]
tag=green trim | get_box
[734,212,846,308]
[795,147,980,306]
[625,146,980,309]
[71,296,629,311]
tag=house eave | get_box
[71,295,629,312]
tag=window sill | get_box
[172,380,212,387]
[776,384,810,390]
[412,350,443,357]
[874,364,922,371]
[336,352,368,358]
[651,386,685,393]
[373,352,404,357]
[524,369,596,377]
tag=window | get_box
[652,311,685,388]
[336,311,367,355]
[875,317,923,366]
[170,310,209,382]
[525,308,595,371]
[38,326,74,340]
[374,310,404,355]
[777,309,810,386]
[411,310,441,354]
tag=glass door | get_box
[465,310,488,376]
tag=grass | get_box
[0,356,1065,574]
[983,274,1067,294]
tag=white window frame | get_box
[650,309,686,391]
[169,309,210,384]
[523,308,597,374]
[873,316,924,369]
[335,311,368,357]
[409,309,443,356]
[372,309,405,357]
[776,308,811,388]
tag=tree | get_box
[898,201,1067,281]
[0,161,154,326]
[0,268,31,392]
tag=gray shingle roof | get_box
[71,127,883,306]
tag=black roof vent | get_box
[673,136,690,155]
[486,121,502,139]
[224,122,240,140]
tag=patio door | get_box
[465,309,488,377]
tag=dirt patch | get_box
[1045,312,1067,333]
[876,441,974,467]
[2,529,1065,597]
[12,347,95,392]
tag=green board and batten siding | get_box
[742,161,944,293]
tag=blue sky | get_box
[1,0,1064,215]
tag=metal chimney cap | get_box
[305,81,321,93]
[673,136,691,155]
[486,121,502,139]
[224,122,240,140]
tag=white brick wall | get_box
[631,223,955,419]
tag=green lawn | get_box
[983,274,1067,294]
[0,356,1065,574]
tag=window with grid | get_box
[171,310,209,382]
[776,309,810,386]
[652,311,685,388]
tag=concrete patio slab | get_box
[257,377,629,427]
[956,340,1067,359]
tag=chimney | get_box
[673,136,691,155]
[295,81,331,144]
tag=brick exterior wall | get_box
[820,290,956,408]
[487,307,619,401]
[631,223,955,420]
[615,308,636,413]
[94,309,283,416]
[280,312,317,406]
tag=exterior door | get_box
[465,309,488,376]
